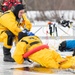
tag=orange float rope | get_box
[23,44,49,58]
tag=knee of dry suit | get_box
[18,32,27,41]
[59,41,66,52]
[5,31,14,45]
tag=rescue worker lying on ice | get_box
[13,30,75,69]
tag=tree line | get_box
[25,0,75,10]
[0,0,75,11]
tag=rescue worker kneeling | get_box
[0,4,32,62]
[13,30,68,69]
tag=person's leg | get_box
[3,30,15,62]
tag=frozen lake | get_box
[0,21,75,75]
[0,46,74,75]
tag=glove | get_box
[27,32,35,36]
[22,29,29,33]
[22,29,34,36]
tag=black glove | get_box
[18,28,35,41]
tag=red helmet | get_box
[2,1,8,6]
[1,2,9,12]
[1,0,22,12]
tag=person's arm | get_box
[0,13,22,36]
[13,40,27,64]
[22,13,32,31]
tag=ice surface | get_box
[0,12,75,74]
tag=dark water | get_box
[10,66,74,74]
[10,66,55,74]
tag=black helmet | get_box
[13,4,25,19]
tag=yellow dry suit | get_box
[13,36,64,69]
[59,56,75,69]
[0,10,32,48]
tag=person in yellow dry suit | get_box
[0,4,32,62]
[13,30,68,69]
[13,30,75,69]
